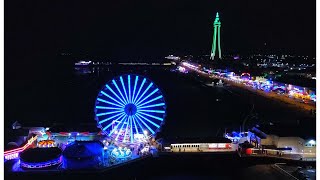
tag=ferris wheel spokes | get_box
[136,103,165,109]
[105,84,127,106]
[99,112,125,125]
[112,80,128,104]
[135,113,160,128]
[135,88,159,107]
[136,95,163,108]
[134,114,155,134]
[95,74,166,144]
[120,76,130,104]
[132,76,139,104]
[132,78,146,104]
[133,82,153,105]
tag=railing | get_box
[242,148,316,161]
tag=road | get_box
[177,65,315,139]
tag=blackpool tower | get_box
[210,12,222,60]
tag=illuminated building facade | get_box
[210,12,222,60]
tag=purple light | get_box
[20,156,62,169]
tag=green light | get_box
[210,12,222,60]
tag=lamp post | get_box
[242,104,256,133]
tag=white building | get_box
[162,137,236,153]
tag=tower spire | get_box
[210,12,222,60]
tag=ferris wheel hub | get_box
[124,103,137,116]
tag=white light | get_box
[77,133,80,136]
[218,143,225,148]
[68,133,71,136]
[45,127,50,131]
[308,140,316,145]
[143,130,148,135]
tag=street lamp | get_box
[242,104,256,133]
[242,114,258,133]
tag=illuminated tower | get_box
[210,12,222,60]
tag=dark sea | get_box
[5,63,316,140]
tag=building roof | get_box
[20,147,62,163]
[63,141,104,159]
[49,123,101,133]
[162,137,231,145]
[4,128,30,145]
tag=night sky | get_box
[5,0,316,62]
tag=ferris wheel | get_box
[94,74,166,143]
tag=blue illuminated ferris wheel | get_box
[94,74,166,143]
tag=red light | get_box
[4,136,37,156]
[225,144,232,149]
[245,148,253,155]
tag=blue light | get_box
[102,113,125,131]
[130,116,134,143]
[133,78,146,103]
[124,103,137,116]
[132,76,139,104]
[95,106,122,110]
[108,115,127,136]
[110,147,132,160]
[138,109,165,113]
[96,110,124,117]
[120,76,129,103]
[123,116,130,142]
[137,112,163,121]
[128,75,131,103]
[132,115,144,133]
[105,84,127,105]
[136,113,160,128]
[97,98,124,108]
[132,115,139,134]
[99,112,125,124]
[135,114,155,134]
[115,117,128,141]
[112,80,128,104]
[20,156,62,169]
[135,88,159,106]
[134,82,153,104]
[101,91,125,107]
[137,95,163,108]
[137,103,165,109]
[95,75,166,143]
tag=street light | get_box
[242,114,258,133]
[242,104,256,133]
